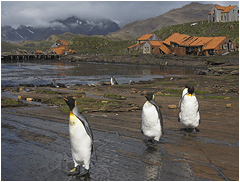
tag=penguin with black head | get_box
[178,85,201,134]
[141,92,164,146]
[63,96,97,176]
[182,84,190,97]
[110,76,118,85]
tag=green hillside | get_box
[155,20,239,45]
[1,20,239,54]
[69,36,136,54]
[1,41,34,53]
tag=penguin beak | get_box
[63,98,68,102]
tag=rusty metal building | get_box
[50,39,69,55]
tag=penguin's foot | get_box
[192,128,197,134]
[68,165,80,176]
[146,139,158,147]
[152,139,158,146]
[79,168,89,177]
[180,128,187,134]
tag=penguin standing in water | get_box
[141,92,164,145]
[110,76,118,85]
[63,96,97,176]
[178,85,201,134]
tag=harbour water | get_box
[1,60,194,87]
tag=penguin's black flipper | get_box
[150,100,164,135]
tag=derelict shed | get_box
[178,37,213,56]
[50,39,69,55]
[203,37,237,55]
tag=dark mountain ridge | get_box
[1,16,120,43]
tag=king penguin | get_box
[141,92,164,145]
[178,85,201,134]
[63,96,97,176]
[110,76,118,85]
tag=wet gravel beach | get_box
[1,54,239,181]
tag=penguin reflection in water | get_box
[178,85,201,134]
[141,92,164,146]
[63,96,97,177]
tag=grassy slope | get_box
[155,20,239,44]
[69,36,136,54]
[1,21,239,54]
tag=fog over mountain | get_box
[1,1,237,29]
[1,16,120,42]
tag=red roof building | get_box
[208,5,239,22]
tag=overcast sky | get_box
[1,1,239,29]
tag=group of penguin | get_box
[63,83,200,177]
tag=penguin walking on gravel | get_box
[110,76,118,85]
[141,92,164,146]
[63,96,97,176]
[178,85,201,134]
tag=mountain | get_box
[1,16,120,43]
[106,2,213,40]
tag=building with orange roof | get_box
[50,39,69,55]
[165,33,236,56]
[128,32,236,56]
[137,33,161,43]
[208,5,239,22]
[142,41,169,54]
[128,33,161,53]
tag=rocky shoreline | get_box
[2,53,239,110]
[1,53,239,180]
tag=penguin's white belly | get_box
[142,102,161,141]
[69,115,92,168]
[179,95,200,128]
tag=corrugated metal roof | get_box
[147,41,163,46]
[128,41,146,49]
[59,39,68,45]
[222,5,237,13]
[182,37,213,47]
[164,33,228,50]
[215,5,237,13]
[215,5,226,10]
[137,34,154,41]
[163,33,190,46]
[159,43,171,54]
[203,37,226,50]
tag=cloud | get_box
[1,1,238,29]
